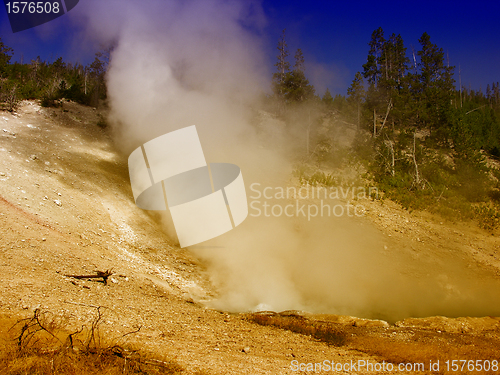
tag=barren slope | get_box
[1,100,499,374]
[0,101,390,374]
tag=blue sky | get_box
[1,0,499,96]
[261,0,500,95]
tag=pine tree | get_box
[272,29,290,100]
[379,34,409,93]
[493,82,500,107]
[88,48,111,107]
[322,88,334,108]
[282,48,315,103]
[486,83,492,107]
[362,29,410,134]
[362,28,385,135]
[379,33,410,128]
[0,37,13,78]
[347,72,365,129]
[416,32,455,137]
[294,48,305,73]
[362,27,385,85]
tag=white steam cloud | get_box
[76,0,500,322]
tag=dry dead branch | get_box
[64,269,113,285]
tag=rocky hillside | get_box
[1,100,499,374]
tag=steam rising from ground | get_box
[200,211,500,321]
[80,0,268,158]
[79,0,500,322]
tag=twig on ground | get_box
[64,269,113,285]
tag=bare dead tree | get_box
[11,309,63,352]
[385,135,395,177]
[377,98,393,135]
[0,81,19,112]
[410,45,418,75]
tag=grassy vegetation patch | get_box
[249,313,500,374]
[250,313,348,347]
[0,310,198,375]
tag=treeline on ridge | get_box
[266,28,500,229]
[1,28,500,228]
[0,37,108,110]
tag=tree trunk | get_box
[357,103,360,130]
[411,45,418,74]
[459,65,462,108]
[387,138,395,177]
[378,99,392,134]
[306,110,311,155]
[413,130,420,186]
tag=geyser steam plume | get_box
[78,0,500,321]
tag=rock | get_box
[279,310,308,317]
[395,316,500,334]
[313,314,390,328]
[242,347,250,354]
[54,199,62,206]
[353,318,390,328]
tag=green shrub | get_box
[475,204,500,230]
[41,95,61,108]
[250,313,347,347]
[96,114,108,129]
